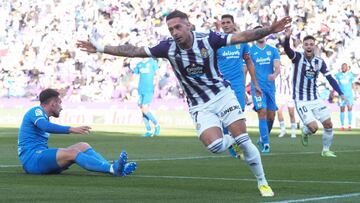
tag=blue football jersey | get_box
[18,106,50,164]
[335,71,355,96]
[250,44,280,91]
[133,58,159,93]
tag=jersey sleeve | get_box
[320,61,331,76]
[272,46,280,61]
[144,40,170,58]
[29,107,47,126]
[133,63,140,74]
[208,30,232,50]
[242,43,250,59]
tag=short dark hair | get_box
[253,25,263,29]
[221,14,234,23]
[303,35,316,42]
[166,10,189,21]
[39,88,60,104]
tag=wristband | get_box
[90,37,105,53]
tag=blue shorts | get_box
[138,92,154,105]
[338,95,354,107]
[251,89,278,111]
[22,148,66,174]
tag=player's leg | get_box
[295,101,318,146]
[218,92,273,196]
[139,94,152,137]
[70,142,108,162]
[288,106,297,138]
[143,92,160,136]
[265,91,278,134]
[347,103,353,130]
[288,99,297,138]
[339,106,345,131]
[277,104,286,137]
[57,142,136,176]
[316,104,336,157]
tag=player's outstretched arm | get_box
[230,16,292,44]
[76,38,148,58]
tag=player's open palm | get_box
[270,16,292,33]
[70,126,91,134]
[76,40,97,53]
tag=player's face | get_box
[50,97,63,118]
[167,17,192,48]
[221,18,235,34]
[303,39,315,59]
[341,64,348,73]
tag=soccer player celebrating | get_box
[335,62,355,131]
[217,14,262,159]
[283,28,346,157]
[133,58,161,137]
[77,10,292,197]
[18,88,137,175]
[249,26,281,153]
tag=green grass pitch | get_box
[0,126,359,203]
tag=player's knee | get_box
[77,142,91,150]
[307,125,318,134]
[322,120,333,129]
[207,138,226,154]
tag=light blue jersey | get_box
[18,106,69,165]
[133,58,159,93]
[249,44,280,91]
[217,43,250,109]
[335,71,355,105]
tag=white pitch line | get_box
[132,174,360,185]
[268,192,360,203]
[1,148,360,168]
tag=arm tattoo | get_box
[104,44,147,57]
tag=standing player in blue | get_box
[18,88,137,175]
[283,28,345,157]
[249,26,281,153]
[133,58,160,137]
[78,10,292,197]
[217,14,262,159]
[335,62,355,131]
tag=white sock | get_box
[109,164,114,174]
[234,133,268,186]
[279,121,285,132]
[291,123,297,134]
[223,134,235,148]
[322,128,333,151]
[302,126,312,135]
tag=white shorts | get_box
[276,94,295,108]
[189,88,245,137]
[295,99,330,125]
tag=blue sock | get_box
[75,152,111,173]
[267,120,274,134]
[222,123,229,135]
[340,112,345,126]
[259,119,269,144]
[348,111,352,126]
[84,148,108,163]
[145,112,158,126]
[142,113,152,131]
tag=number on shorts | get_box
[298,106,308,115]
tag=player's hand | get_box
[269,16,292,33]
[69,126,91,134]
[268,73,278,81]
[76,40,97,53]
[254,85,262,98]
[340,95,347,103]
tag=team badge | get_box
[235,44,241,49]
[266,51,271,56]
[200,48,209,58]
[35,109,43,116]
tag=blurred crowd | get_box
[1,0,360,102]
